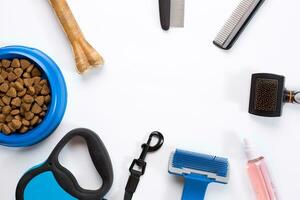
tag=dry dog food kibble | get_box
[0,58,51,135]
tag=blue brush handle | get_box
[182,175,212,200]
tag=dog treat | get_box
[0,58,51,135]
[49,0,104,74]
[0,82,9,93]
[2,60,11,68]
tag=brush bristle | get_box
[171,149,229,178]
[249,73,285,117]
[254,78,279,112]
[214,0,263,49]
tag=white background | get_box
[0,0,300,199]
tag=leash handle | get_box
[16,128,113,200]
[48,128,113,199]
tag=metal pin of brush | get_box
[249,73,300,117]
[169,149,230,200]
[213,0,265,50]
[159,0,185,30]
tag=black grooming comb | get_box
[249,73,300,117]
[213,0,265,50]
[159,0,185,30]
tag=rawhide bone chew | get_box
[49,0,103,74]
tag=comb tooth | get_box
[214,0,263,49]
[172,150,229,177]
[170,0,185,27]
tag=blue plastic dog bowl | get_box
[0,46,67,147]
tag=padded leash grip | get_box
[16,128,113,200]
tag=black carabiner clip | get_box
[124,131,164,200]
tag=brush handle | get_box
[284,90,300,104]
[159,0,171,30]
[49,0,104,73]
[182,176,211,200]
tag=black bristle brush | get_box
[249,73,300,117]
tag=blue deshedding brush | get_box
[168,149,230,200]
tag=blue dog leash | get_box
[16,128,114,200]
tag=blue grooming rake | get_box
[168,149,230,200]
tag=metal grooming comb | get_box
[159,0,185,30]
[249,73,300,117]
[213,0,265,50]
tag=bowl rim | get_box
[0,46,67,147]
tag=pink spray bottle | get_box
[244,139,278,200]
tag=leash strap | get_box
[123,131,164,200]
[124,171,141,200]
